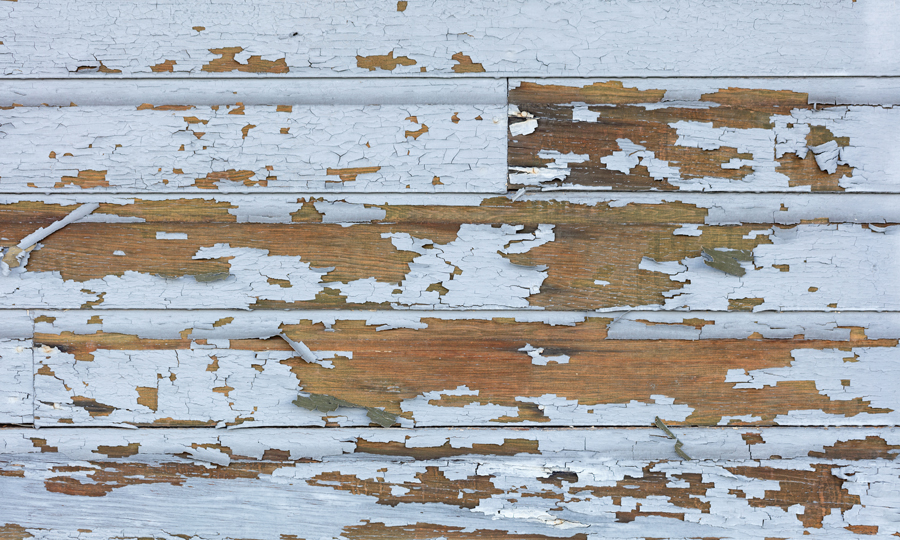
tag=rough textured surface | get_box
[2,427,899,538]
[1,1,898,77]
[0,310,889,427]
[0,91,506,193]
[2,4,899,534]
[0,312,33,424]
[1,194,897,310]
[510,79,900,192]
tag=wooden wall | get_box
[1,1,899,538]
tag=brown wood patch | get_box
[34,318,898,426]
[509,82,859,191]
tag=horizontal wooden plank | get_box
[1,1,897,77]
[0,194,898,310]
[7,310,897,427]
[0,312,33,424]
[509,79,900,192]
[0,79,508,107]
[2,427,898,538]
[0,85,505,193]
[4,426,900,466]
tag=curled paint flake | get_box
[293,392,397,428]
[701,247,753,277]
[509,119,537,136]
[279,333,316,363]
[808,140,845,174]
[1,202,99,275]
[654,416,691,460]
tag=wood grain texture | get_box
[1,310,892,427]
[1,1,897,77]
[2,427,899,538]
[509,79,900,192]
[0,81,506,193]
[1,194,897,310]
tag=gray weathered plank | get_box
[1,427,898,538]
[1,0,897,77]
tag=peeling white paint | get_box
[571,105,601,122]
[600,138,680,184]
[673,224,702,236]
[155,232,188,240]
[0,337,33,424]
[2,3,898,77]
[313,201,386,225]
[509,118,537,136]
[727,346,900,425]
[651,224,900,311]
[513,80,900,192]
[0,103,506,193]
[333,224,555,309]
[518,344,570,365]
[509,150,590,186]
[1,202,99,275]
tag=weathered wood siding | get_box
[1,1,898,539]
[509,79,900,192]
[21,311,900,427]
[2,428,899,538]
[1,194,897,310]
[1,1,897,76]
[0,81,507,193]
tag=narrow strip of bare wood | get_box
[11,310,896,427]
[2,427,898,538]
[1,194,897,311]
[509,79,900,192]
[1,1,897,77]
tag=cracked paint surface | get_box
[1,428,899,538]
[10,310,897,427]
[0,1,897,76]
[0,102,505,193]
[0,9,898,536]
[510,79,900,192]
[1,194,897,310]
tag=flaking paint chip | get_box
[293,392,398,428]
[654,416,690,460]
[1,202,99,275]
[701,247,753,277]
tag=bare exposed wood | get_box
[10,310,896,427]
[509,80,900,192]
[1,1,897,77]
[1,428,898,538]
[0,194,897,310]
